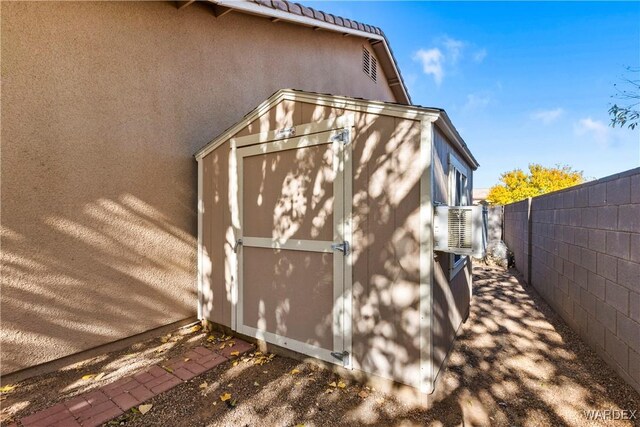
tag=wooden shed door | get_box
[234,127,352,366]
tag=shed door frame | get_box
[231,118,353,368]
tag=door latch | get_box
[331,350,349,362]
[233,238,243,253]
[331,241,350,255]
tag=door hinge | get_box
[331,350,349,362]
[331,241,350,255]
[331,129,350,144]
[275,127,296,139]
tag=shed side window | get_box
[449,153,469,277]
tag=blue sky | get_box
[311,1,640,188]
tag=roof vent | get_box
[362,47,377,83]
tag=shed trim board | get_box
[197,158,204,319]
[419,118,436,393]
[194,90,478,171]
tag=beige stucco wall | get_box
[0,1,397,375]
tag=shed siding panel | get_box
[351,113,422,387]
[202,145,233,327]
[431,126,473,383]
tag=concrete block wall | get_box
[503,199,529,280]
[503,167,640,392]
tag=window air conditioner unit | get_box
[434,205,485,258]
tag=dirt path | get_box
[2,265,638,426]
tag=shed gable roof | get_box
[207,0,411,105]
[194,89,479,170]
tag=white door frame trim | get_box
[231,120,354,368]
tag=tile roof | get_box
[252,0,384,36]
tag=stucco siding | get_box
[1,1,398,374]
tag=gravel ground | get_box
[2,265,638,426]
[0,323,210,424]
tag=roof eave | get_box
[435,112,480,170]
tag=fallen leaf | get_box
[358,390,369,398]
[81,374,96,381]
[325,388,334,394]
[130,407,141,414]
[253,382,260,386]
[160,334,171,343]
[227,399,237,408]
[230,351,240,357]
[207,335,216,342]
[219,343,226,350]
[189,324,202,333]
[296,424,305,427]
[337,380,346,389]
[138,404,153,414]
[328,382,337,387]
[232,361,238,367]
[162,366,173,373]
[290,369,300,375]
[0,384,16,393]
[227,341,235,347]
[184,358,191,362]
[220,392,232,402]
[199,382,208,389]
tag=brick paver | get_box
[16,338,254,427]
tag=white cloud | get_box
[574,117,611,147]
[443,37,465,64]
[530,108,565,124]
[464,93,492,111]
[414,36,486,84]
[473,48,487,63]
[413,48,444,85]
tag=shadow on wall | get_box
[204,100,463,389]
[1,148,197,375]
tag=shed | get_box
[195,89,479,394]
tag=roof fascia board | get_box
[209,0,411,104]
[281,91,436,120]
[435,114,479,170]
